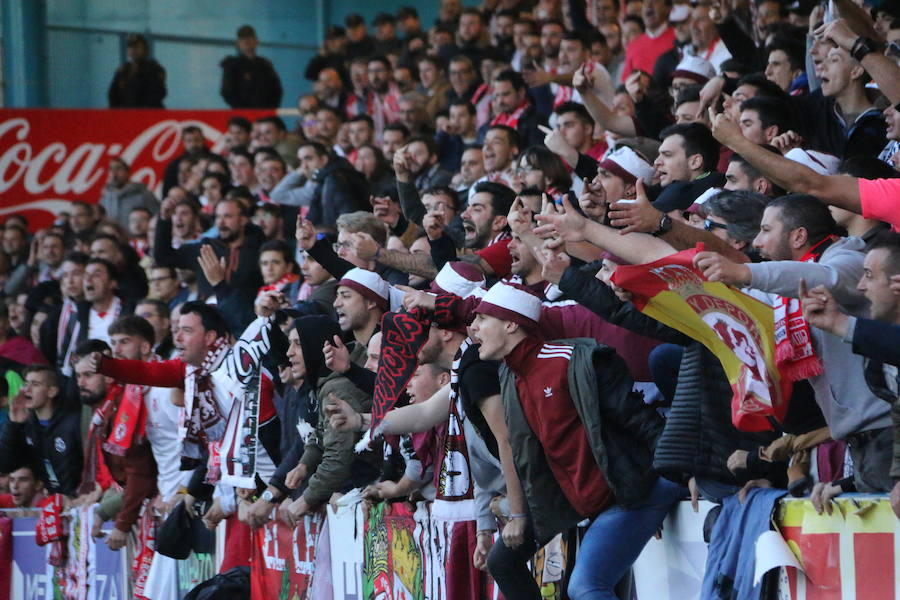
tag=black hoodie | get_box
[267,315,341,497]
[0,405,83,496]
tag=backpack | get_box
[183,566,250,600]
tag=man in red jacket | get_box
[467,280,685,600]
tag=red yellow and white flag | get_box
[611,245,791,431]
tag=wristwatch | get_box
[652,214,673,237]
[850,36,881,62]
[260,489,279,504]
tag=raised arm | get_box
[381,384,452,434]
[816,17,900,106]
[534,195,676,266]
[606,181,750,264]
[574,63,638,137]
[97,355,186,389]
[710,110,861,212]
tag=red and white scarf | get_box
[368,85,402,138]
[79,386,122,495]
[103,379,150,457]
[132,500,156,598]
[257,272,299,297]
[35,493,65,546]
[36,493,67,566]
[553,84,575,109]
[774,236,835,382]
[57,298,79,376]
[490,100,530,129]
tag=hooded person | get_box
[244,312,382,527]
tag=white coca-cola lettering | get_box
[0,116,227,205]
[23,142,66,193]
[51,143,106,194]
[0,119,31,194]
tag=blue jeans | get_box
[568,477,687,600]
[648,343,683,405]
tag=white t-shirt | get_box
[143,386,190,501]
[87,297,121,343]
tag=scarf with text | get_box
[356,310,431,453]
[774,236,835,382]
[219,316,277,488]
[181,337,230,461]
[103,357,159,456]
[132,499,156,598]
[432,337,475,505]
[35,493,65,546]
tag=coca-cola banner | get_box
[0,109,272,230]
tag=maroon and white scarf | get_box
[57,298,79,376]
[180,337,230,461]
[774,236,835,382]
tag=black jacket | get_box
[0,407,83,495]
[559,264,783,486]
[108,59,167,108]
[800,91,888,159]
[220,54,283,109]
[306,157,372,230]
[153,222,264,335]
[306,234,408,287]
[653,171,728,213]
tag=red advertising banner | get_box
[0,109,272,230]
[251,511,323,600]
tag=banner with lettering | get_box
[250,511,323,599]
[8,509,128,600]
[611,245,790,432]
[0,108,271,230]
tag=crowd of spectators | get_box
[4,0,900,597]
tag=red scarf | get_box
[257,272,299,296]
[103,382,148,457]
[132,500,156,598]
[79,385,122,495]
[490,100,530,129]
[774,236,835,382]
[181,336,230,459]
[35,493,64,546]
[553,84,575,109]
[471,82,490,106]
